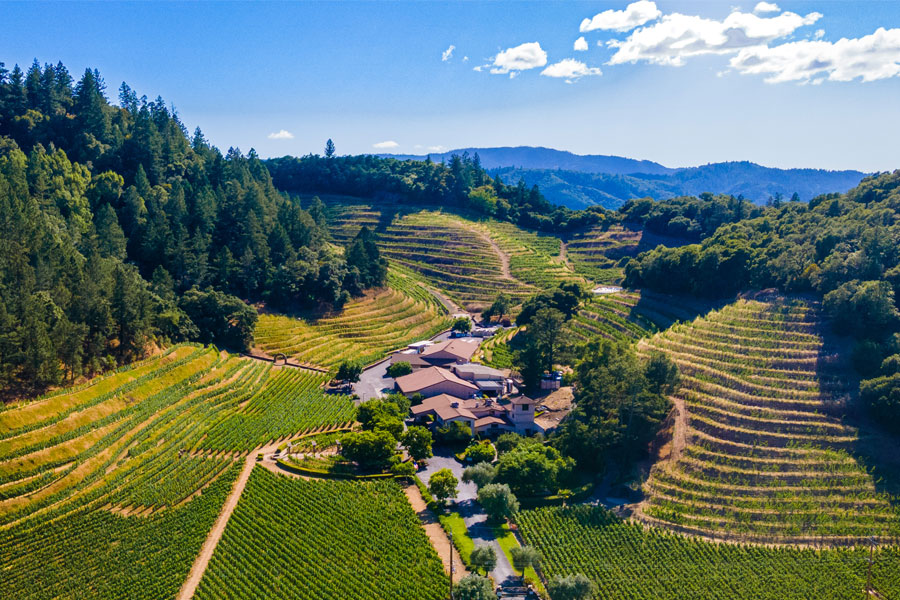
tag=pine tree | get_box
[24,59,43,111]
[118,82,138,113]
[19,294,61,387]
[74,68,110,142]
[191,127,208,151]
[7,65,28,120]
[94,203,127,259]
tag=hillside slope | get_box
[378,147,866,208]
[254,269,452,367]
[636,298,899,543]
[325,201,582,310]
[518,505,900,600]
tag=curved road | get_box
[418,451,523,594]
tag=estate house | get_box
[394,335,541,437]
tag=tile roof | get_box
[435,405,477,421]
[421,339,480,361]
[395,367,478,395]
[410,394,461,416]
[508,395,534,405]
[474,416,508,428]
[390,352,430,367]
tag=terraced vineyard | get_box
[254,269,451,367]
[195,367,355,452]
[476,326,520,369]
[475,220,580,290]
[328,203,565,309]
[518,505,900,600]
[194,467,447,600]
[0,345,353,530]
[476,288,711,370]
[567,289,713,345]
[638,298,900,542]
[565,225,688,284]
[565,225,642,283]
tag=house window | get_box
[520,404,528,412]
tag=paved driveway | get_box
[353,358,392,403]
[352,329,458,403]
[419,450,521,591]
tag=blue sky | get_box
[3,1,899,171]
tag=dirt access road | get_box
[175,442,280,600]
[177,444,469,598]
[473,229,513,280]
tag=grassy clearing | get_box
[439,509,475,564]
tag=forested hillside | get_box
[381,146,674,175]
[491,162,867,210]
[266,153,610,233]
[0,60,385,392]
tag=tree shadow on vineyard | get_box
[371,203,403,235]
[628,290,720,334]
[817,323,900,510]
[626,225,694,259]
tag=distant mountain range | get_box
[379,146,868,209]
[383,146,673,177]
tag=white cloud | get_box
[373,140,400,149]
[541,59,603,82]
[415,144,448,153]
[608,9,822,66]
[267,130,294,140]
[442,45,455,62]
[486,42,548,76]
[574,36,589,51]
[754,2,780,14]
[814,29,825,40]
[580,1,661,33]
[463,56,469,62]
[730,27,900,83]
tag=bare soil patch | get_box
[534,386,574,432]
[403,483,469,578]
